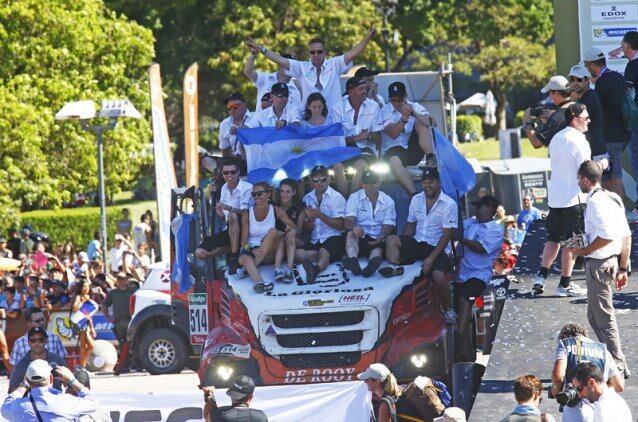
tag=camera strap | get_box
[29,393,45,422]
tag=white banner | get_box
[0,381,371,422]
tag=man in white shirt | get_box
[246,28,376,112]
[342,170,396,278]
[380,168,458,321]
[570,160,632,378]
[571,362,631,422]
[249,83,302,128]
[298,166,346,284]
[381,81,437,195]
[195,158,253,274]
[532,103,592,297]
[354,67,385,107]
[109,234,127,273]
[332,76,384,194]
[244,50,301,112]
[218,93,255,173]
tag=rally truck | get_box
[170,181,448,387]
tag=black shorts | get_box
[398,235,450,272]
[342,147,377,167]
[455,277,487,305]
[546,204,586,242]
[351,235,384,257]
[198,230,230,251]
[305,236,346,262]
[382,146,409,163]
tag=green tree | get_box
[0,0,154,229]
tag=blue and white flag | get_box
[69,299,98,329]
[434,128,476,198]
[237,124,361,184]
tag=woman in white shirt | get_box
[238,182,298,293]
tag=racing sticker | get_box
[188,293,208,344]
[211,343,251,359]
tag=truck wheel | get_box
[139,328,187,374]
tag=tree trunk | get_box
[494,88,507,131]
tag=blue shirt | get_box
[459,218,503,283]
[516,207,541,230]
[2,386,97,421]
[86,239,101,260]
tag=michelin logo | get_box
[593,27,637,38]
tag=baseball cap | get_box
[271,82,289,97]
[260,92,272,102]
[226,375,255,401]
[0,237,5,243]
[540,75,570,93]
[28,326,48,339]
[388,82,407,98]
[582,47,605,62]
[361,170,380,184]
[21,228,31,236]
[344,76,366,94]
[354,66,379,78]
[114,234,123,241]
[26,359,52,382]
[115,271,127,279]
[310,165,329,176]
[420,167,440,181]
[78,251,89,263]
[224,92,245,105]
[358,363,391,381]
[433,407,467,422]
[471,195,499,209]
[568,64,591,79]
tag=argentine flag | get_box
[433,128,476,198]
[237,124,361,184]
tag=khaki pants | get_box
[585,256,627,373]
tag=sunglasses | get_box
[575,382,588,393]
[227,104,242,111]
[312,176,328,183]
[576,115,591,122]
[272,93,288,98]
[569,76,584,83]
[29,337,46,344]
[30,318,46,324]
[309,50,324,55]
[262,99,273,103]
[251,190,268,198]
[222,170,238,176]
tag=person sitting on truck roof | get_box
[195,157,252,275]
[379,168,458,323]
[238,182,299,293]
[247,83,302,129]
[298,165,347,285]
[381,81,438,196]
[342,170,396,278]
[274,179,306,281]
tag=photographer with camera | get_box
[2,359,97,421]
[550,323,623,421]
[522,76,573,149]
[571,362,631,421]
[570,160,631,379]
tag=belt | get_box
[585,255,617,262]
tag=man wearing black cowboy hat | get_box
[202,375,268,422]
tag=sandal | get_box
[253,282,274,293]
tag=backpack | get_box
[622,85,638,132]
[395,381,448,422]
[432,380,452,408]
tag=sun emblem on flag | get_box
[289,142,307,156]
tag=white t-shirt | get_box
[303,186,346,244]
[249,102,302,127]
[218,112,256,156]
[584,187,631,259]
[133,222,150,249]
[593,387,632,421]
[288,55,352,113]
[407,191,457,252]
[254,71,301,112]
[548,126,591,208]
[331,97,383,154]
[345,189,396,238]
[219,180,253,221]
[380,100,429,152]
[109,246,126,272]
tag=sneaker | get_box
[627,209,638,224]
[444,309,457,325]
[342,256,362,276]
[425,154,438,168]
[378,264,404,278]
[556,282,587,297]
[532,275,545,295]
[283,268,294,283]
[237,266,247,279]
[274,267,285,282]
[362,256,382,278]
[228,257,239,275]
[303,260,320,285]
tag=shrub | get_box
[456,115,484,142]
[514,110,525,127]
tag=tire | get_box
[138,327,187,375]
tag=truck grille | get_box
[277,330,363,348]
[280,352,361,368]
[271,311,365,329]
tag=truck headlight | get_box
[411,354,427,368]
[370,162,390,174]
[217,365,234,381]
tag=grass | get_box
[457,137,548,161]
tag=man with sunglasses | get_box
[571,362,631,421]
[219,93,255,173]
[523,75,573,149]
[9,306,66,368]
[8,327,66,393]
[299,165,347,284]
[195,157,252,275]
[342,170,396,278]
[260,92,272,111]
[244,49,300,112]
[381,81,437,196]
[249,82,302,129]
[246,28,376,113]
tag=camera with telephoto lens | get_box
[556,386,580,407]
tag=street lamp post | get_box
[56,99,141,274]
[373,0,398,73]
